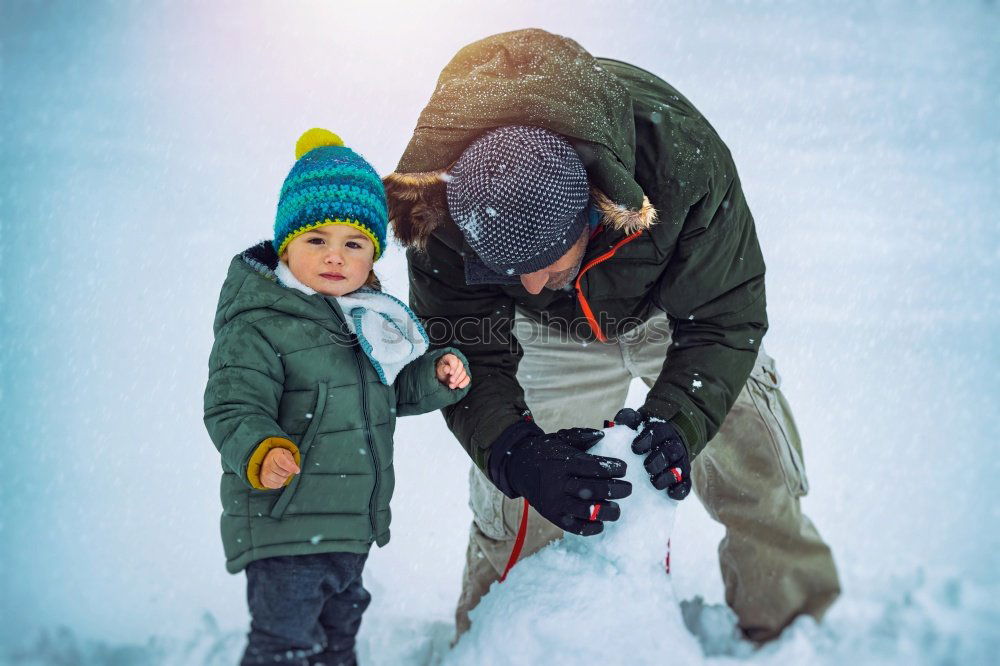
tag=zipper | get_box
[323,296,380,537]
[573,231,644,342]
[353,348,379,537]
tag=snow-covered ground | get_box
[1,1,997,664]
[446,425,698,666]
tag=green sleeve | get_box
[203,320,290,486]
[394,347,471,417]
[643,164,768,458]
[407,240,529,471]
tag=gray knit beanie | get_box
[446,125,589,283]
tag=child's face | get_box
[283,225,375,297]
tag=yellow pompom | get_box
[295,128,344,159]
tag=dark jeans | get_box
[241,552,371,666]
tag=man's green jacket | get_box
[384,29,767,472]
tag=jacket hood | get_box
[212,241,343,335]
[384,28,657,250]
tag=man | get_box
[384,29,840,642]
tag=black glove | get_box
[488,419,632,536]
[612,408,692,500]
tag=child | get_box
[204,129,471,666]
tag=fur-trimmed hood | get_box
[384,173,657,251]
[385,28,659,250]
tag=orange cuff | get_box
[247,437,301,490]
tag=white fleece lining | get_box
[275,260,317,295]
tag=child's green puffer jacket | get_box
[204,242,470,573]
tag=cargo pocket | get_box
[270,382,328,519]
[746,351,809,497]
[468,465,512,541]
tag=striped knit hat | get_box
[274,128,388,260]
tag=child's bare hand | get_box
[436,353,470,389]
[261,447,300,489]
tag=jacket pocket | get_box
[270,382,328,519]
[745,351,809,497]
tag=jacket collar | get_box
[275,260,317,295]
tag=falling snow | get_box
[1,3,995,665]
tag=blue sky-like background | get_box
[1,1,997,663]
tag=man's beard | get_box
[544,229,590,290]
[545,253,586,290]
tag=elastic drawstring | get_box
[500,498,531,582]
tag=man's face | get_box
[519,227,590,295]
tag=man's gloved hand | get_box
[612,408,692,500]
[489,420,632,536]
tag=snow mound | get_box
[446,424,703,665]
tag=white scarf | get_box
[276,261,429,385]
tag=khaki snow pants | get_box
[455,309,840,641]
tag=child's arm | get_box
[394,347,471,417]
[204,321,300,489]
